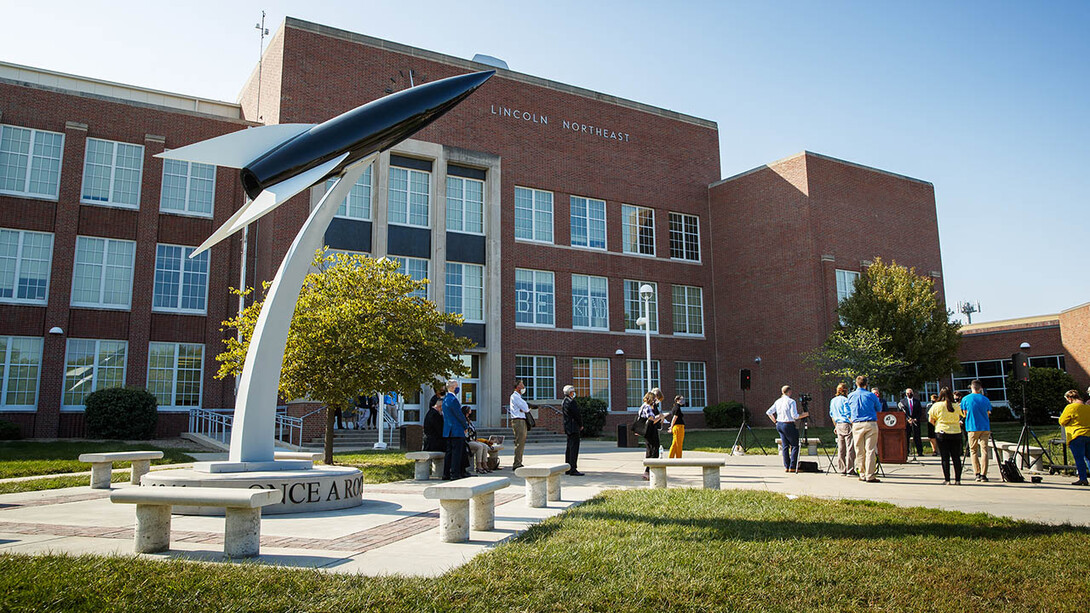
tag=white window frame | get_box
[672,285,704,336]
[515,355,556,401]
[159,158,215,218]
[392,255,430,300]
[152,244,210,315]
[674,361,707,409]
[836,269,860,303]
[514,186,554,244]
[445,262,484,323]
[570,195,607,250]
[668,212,701,262]
[388,166,430,228]
[0,228,53,305]
[515,268,555,328]
[446,175,484,234]
[80,138,144,209]
[61,339,128,410]
[572,274,609,330]
[71,236,136,310]
[327,164,373,221]
[0,336,43,411]
[624,279,658,333]
[621,204,656,256]
[146,342,204,411]
[0,124,64,200]
[626,359,660,410]
[573,357,610,408]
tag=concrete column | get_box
[224,507,262,557]
[134,504,171,553]
[89,462,112,489]
[371,151,390,257]
[438,499,469,542]
[524,477,547,508]
[414,460,431,481]
[130,460,152,485]
[702,466,721,490]
[430,457,445,478]
[649,466,668,489]
[546,473,562,501]
[470,492,495,531]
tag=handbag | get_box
[525,411,536,431]
[632,414,648,436]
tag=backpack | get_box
[999,459,1025,483]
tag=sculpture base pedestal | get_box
[141,466,363,515]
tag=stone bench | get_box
[774,438,821,456]
[643,458,726,489]
[273,451,321,463]
[997,442,1045,471]
[78,451,164,488]
[406,451,446,480]
[514,463,569,507]
[110,486,282,557]
[423,476,510,542]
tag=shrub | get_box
[0,419,21,440]
[84,387,159,440]
[576,396,608,437]
[1006,367,1079,425]
[704,401,746,428]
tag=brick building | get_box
[0,17,951,436]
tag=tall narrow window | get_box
[447,176,484,233]
[514,186,553,243]
[672,285,704,336]
[515,268,554,327]
[572,274,608,330]
[626,359,660,409]
[392,256,429,299]
[573,357,610,406]
[621,204,655,255]
[624,280,658,332]
[445,262,484,322]
[0,336,43,409]
[147,342,204,410]
[160,159,215,217]
[388,166,430,227]
[515,355,555,401]
[570,196,606,249]
[327,163,373,220]
[0,125,64,199]
[674,361,707,408]
[71,237,136,309]
[0,228,53,305]
[668,212,700,261]
[835,269,860,303]
[62,339,127,408]
[81,138,143,207]
[152,244,209,314]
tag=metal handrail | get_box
[188,407,233,445]
[274,413,302,447]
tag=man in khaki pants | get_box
[509,379,531,470]
[961,379,993,482]
[848,375,882,482]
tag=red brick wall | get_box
[1060,304,1090,388]
[959,323,1064,364]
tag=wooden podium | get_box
[877,411,907,464]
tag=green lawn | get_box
[327,449,414,483]
[2,489,1088,612]
[0,441,196,479]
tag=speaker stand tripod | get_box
[731,390,767,455]
[1014,381,1056,471]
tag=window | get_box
[621,204,655,255]
[147,342,203,410]
[445,262,483,322]
[515,269,554,327]
[0,336,43,409]
[152,244,209,314]
[669,212,700,261]
[626,359,660,409]
[0,124,63,199]
[515,355,555,401]
[0,229,53,304]
[160,159,215,217]
[326,164,373,220]
[62,339,127,408]
[447,176,484,233]
[1029,355,1067,370]
[573,357,610,406]
[514,187,553,243]
[71,237,136,309]
[392,256,429,299]
[572,274,608,330]
[570,196,606,249]
[953,360,1011,404]
[81,138,143,207]
[388,166,429,227]
[836,269,860,303]
[672,285,704,336]
[624,280,658,332]
[675,361,707,408]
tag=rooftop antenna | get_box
[255,11,269,123]
[957,300,981,324]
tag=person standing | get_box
[961,380,993,482]
[509,379,531,470]
[422,395,445,452]
[442,380,470,480]
[928,387,965,485]
[898,388,926,457]
[829,383,855,475]
[926,393,940,456]
[849,376,882,482]
[871,387,883,409]
[667,395,687,458]
[640,391,663,480]
[561,385,584,476]
[1058,390,1090,486]
[766,386,807,472]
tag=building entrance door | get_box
[457,354,481,424]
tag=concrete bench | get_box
[514,463,569,507]
[643,458,726,489]
[78,451,164,488]
[997,442,1045,471]
[273,451,320,463]
[110,486,282,557]
[406,451,446,480]
[423,476,510,542]
[774,438,821,456]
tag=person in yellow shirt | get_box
[928,387,965,485]
[1058,390,1090,486]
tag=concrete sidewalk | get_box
[0,441,1086,576]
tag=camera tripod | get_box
[731,393,767,455]
[1014,382,1056,471]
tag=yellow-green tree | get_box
[217,250,473,464]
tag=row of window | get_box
[1,228,208,312]
[953,355,1067,404]
[514,355,707,410]
[0,336,203,410]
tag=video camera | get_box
[797,393,812,410]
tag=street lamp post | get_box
[638,284,654,393]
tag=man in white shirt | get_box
[509,379,531,470]
[766,385,808,472]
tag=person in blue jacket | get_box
[442,379,470,480]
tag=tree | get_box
[217,250,473,464]
[807,327,907,391]
[835,258,962,393]
[1006,367,1079,425]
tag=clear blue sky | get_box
[4,1,1087,324]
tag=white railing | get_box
[188,407,302,448]
[275,413,302,448]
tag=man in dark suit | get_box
[561,385,584,476]
[442,380,470,480]
[422,394,445,452]
[898,388,926,456]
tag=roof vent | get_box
[472,54,509,70]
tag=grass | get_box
[0,472,129,494]
[0,441,196,479]
[326,450,414,484]
[1,488,1088,612]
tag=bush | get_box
[576,396,608,437]
[704,401,746,428]
[1006,367,1079,425]
[84,387,158,440]
[0,419,21,440]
